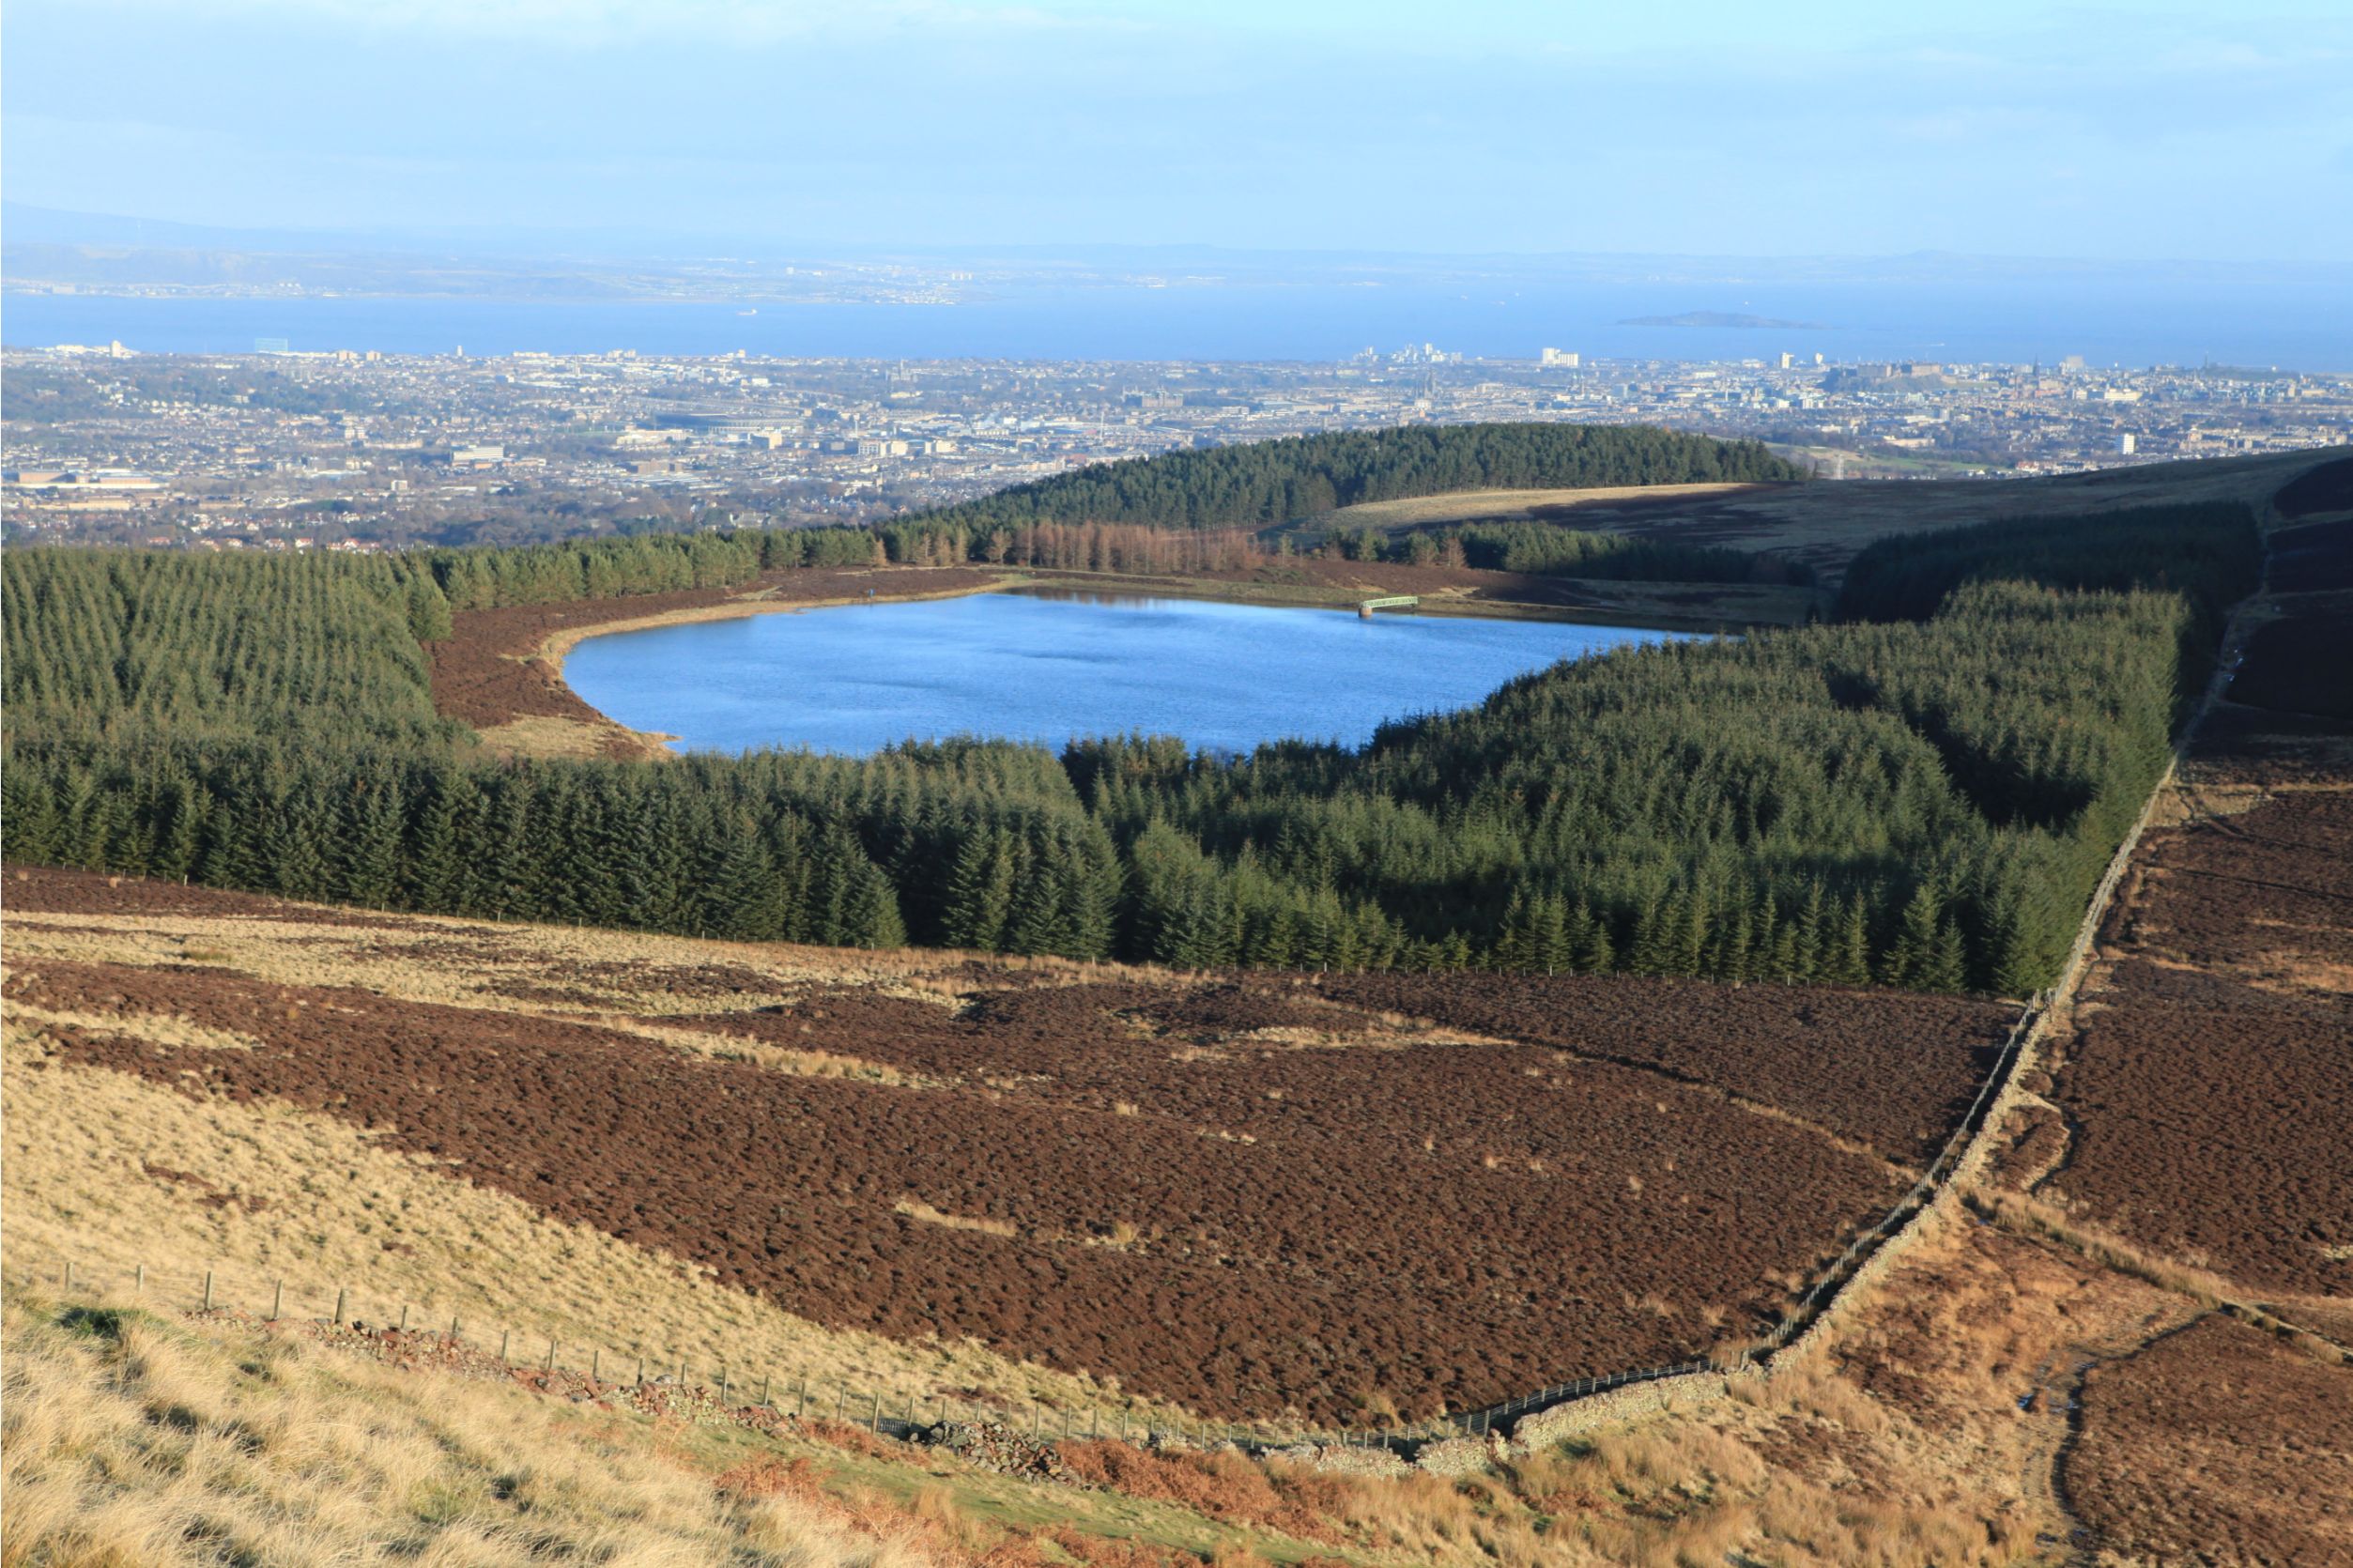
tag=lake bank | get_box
[558,590,1698,758]
[433,559,1799,761]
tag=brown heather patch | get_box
[0,1028,1199,1433]
[2069,1314,2353,1565]
[2,870,1984,1425]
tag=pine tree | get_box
[707,834,791,942]
[337,773,405,909]
[1825,894,1875,987]
[1572,899,1616,974]
[1881,882,1945,988]
[1792,880,1827,982]
[1924,915,1969,993]
[943,827,1017,951]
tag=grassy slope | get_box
[0,901,1218,1437]
[1308,449,2327,579]
[2,1283,955,1567]
[3,1250,2058,1568]
[10,863,2343,1566]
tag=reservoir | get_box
[561,590,1688,757]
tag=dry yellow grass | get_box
[469,713,662,761]
[1314,448,2328,571]
[889,1202,1019,1240]
[0,1279,948,1568]
[0,1025,1207,1434]
[1309,483,1758,531]
[0,887,1253,1022]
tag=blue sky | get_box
[5,0,2349,262]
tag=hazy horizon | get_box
[8,200,2348,280]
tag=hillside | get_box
[3,449,2300,992]
[6,446,2348,1565]
[1,867,2014,1426]
[883,423,1805,546]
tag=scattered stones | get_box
[909,1419,1075,1483]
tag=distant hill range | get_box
[1618,310,1828,330]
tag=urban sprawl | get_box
[6,342,2346,551]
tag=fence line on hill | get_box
[6,1248,1455,1454]
[1450,756,2165,1437]
[10,765,2164,1465]
[0,973,2059,1464]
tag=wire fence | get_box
[5,1249,1471,1454]
[8,767,2168,1463]
[3,977,2057,1463]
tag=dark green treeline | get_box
[883,423,1805,558]
[0,485,2254,993]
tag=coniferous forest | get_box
[0,421,2257,994]
[884,422,1806,556]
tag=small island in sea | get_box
[1618,309,1829,330]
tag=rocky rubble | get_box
[907,1419,1076,1483]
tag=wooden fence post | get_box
[134,1264,145,1295]
[62,1260,75,1292]
[545,1340,557,1372]
[760,1374,771,1407]
[334,1287,347,1326]
[869,1391,882,1433]
[398,1304,409,1333]
[201,1270,214,1311]
[499,1329,511,1362]
[271,1281,284,1320]
[592,1349,602,1382]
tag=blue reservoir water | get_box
[561,590,1686,757]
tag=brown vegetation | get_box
[2,867,2000,1425]
[1318,971,2003,1163]
[2068,1314,2353,1566]
[2038,787,2353,1303]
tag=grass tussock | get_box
[1056,1443,1347,1542]
[0,1281,947,1568]
[0,1025,1203,1433]
[890,1201,1019,1239]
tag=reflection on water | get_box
[562,591,1689,758]
[1009,586,1192,611]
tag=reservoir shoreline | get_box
[433,560,1776,763]
[557,586,1698,759]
